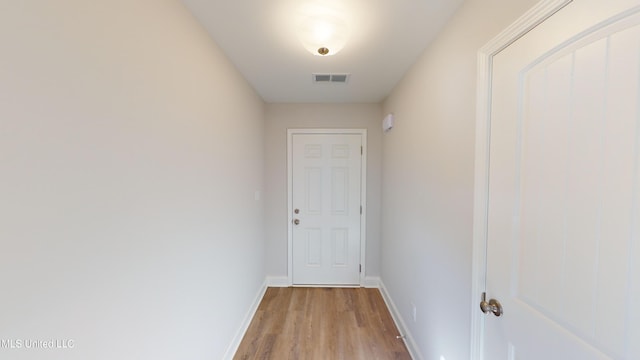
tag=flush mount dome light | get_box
[298,14,349,56]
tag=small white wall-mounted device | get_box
[383,113,395,132]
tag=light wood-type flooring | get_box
[234,287,412,360]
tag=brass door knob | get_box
[480,292,503,317]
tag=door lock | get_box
[293,219,300,225]
[480,292,503,317]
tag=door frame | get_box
[470,0,572,358]
[286,128,368,287]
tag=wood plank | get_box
[234,287,411,360]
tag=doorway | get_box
[287,129,367,286]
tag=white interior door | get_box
[484,0,640,358]
[290,132,363,285]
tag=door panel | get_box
[485,1,640,358]
[292,133,362,285]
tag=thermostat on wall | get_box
[383,113,395,132]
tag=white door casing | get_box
[287,129,367,286]
[473,0,640,359]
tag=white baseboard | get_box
[222,279,267,360]
[266,275,380,288]
[266,276,290,287]
[379,280,423,360]
[363,276,381,288]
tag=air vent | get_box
[313,73,350,84]
[314,74,331,82]
[331,74,348,83]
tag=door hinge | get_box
[359,264,362,273]
[360,205,362,214]
[361,146,363,155]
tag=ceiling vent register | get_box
[313,74,350,83]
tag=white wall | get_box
[381,0,538,359]
[0,1,265,359]
[264,104,382,281]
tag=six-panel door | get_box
[291,134,362,285]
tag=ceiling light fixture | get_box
[298,11,349,56]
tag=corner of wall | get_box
[363,276,381,288]
[266,276,290,287]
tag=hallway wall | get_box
[380,0,538,358]
[0,1,265,359]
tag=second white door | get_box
[484,0,640,358]
[291,133,363,285]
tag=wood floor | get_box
[234,287,412,360]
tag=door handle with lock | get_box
[480,292,503,317]
[293,209,300,225]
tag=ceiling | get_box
[180,0,464,103]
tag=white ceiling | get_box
[180,0,464,103]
